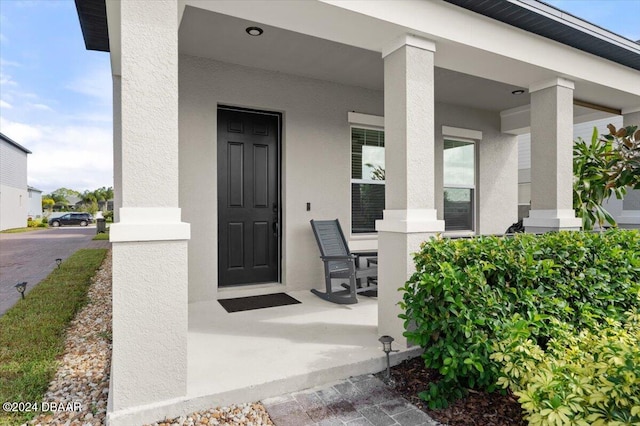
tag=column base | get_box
[110,207,190,242]
[376,209,444,346]
[523,209,582,233]
[375,209,445,233]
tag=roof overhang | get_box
[442,0,640,71]
[75,0,639,112]
[75,0,109,52]
[75,0,639,72]
[0,133,32,154]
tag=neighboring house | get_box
[27,186,43,219]
[0,133,31,231]
[518,116,640,228]
[75,0,640,424]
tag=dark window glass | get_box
[351,128,385,233]
[444,188,474,231]
[444,140,475,231]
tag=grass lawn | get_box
[0,249,107,426]
[92,232,109,241]
[0,227,47,234]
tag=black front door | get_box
[217,107,280,286]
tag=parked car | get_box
[48,213,94,227]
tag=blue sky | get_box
[0,0,638,194]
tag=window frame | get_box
[349,113,385,236]
[443,136,478,233]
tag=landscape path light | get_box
[56,258,62,268]
[15,282,27,299]
[379,335,399,383]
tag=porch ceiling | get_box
[179,6,532,113]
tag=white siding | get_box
[1,139,28,189]
[28,188,43,218]
[0,139,29,230]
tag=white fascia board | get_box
[382,34,436,58]
[622,106,640,115]
[442,126,482,141]
[529,77,575,93]
[348,112,384,128]
[105,0,121,76]
[501,105,531,135]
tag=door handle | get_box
[273,221,279,236]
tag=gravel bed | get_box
[29,251,113,426]
[28,250,275,426]
[144,404,273,426]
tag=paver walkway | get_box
[0,226,110,315]
[263,374,440,426]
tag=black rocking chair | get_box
[309,219,378,304]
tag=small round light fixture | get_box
[15,282,27,299]
[246,26,263,37]
[511,89,525,95]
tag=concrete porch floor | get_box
[186,290,422,409]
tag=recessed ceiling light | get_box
[246,26,263,37]
[511,89,525,95]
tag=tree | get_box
[573,124,639,230]
[602,124,640,190]
[42,197,55,212]
[80,190,99,215]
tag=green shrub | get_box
[492,312,640,425]
[400,230,640,408]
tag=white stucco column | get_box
[113,75,122,222]
[618,107,640,228]
[376,35,445,346]
[523,78,581,232]
[108,0,190,420]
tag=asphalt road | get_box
[0,226,110,316]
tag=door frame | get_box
[217,105,283,285]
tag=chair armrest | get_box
[320,255,356,262]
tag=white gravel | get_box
[28,250,275,426]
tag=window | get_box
[443,139,475,231]
[351,127,385,233]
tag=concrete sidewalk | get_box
[0,226,110,315]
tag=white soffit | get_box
[179,0,639,109]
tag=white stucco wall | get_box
[180,56,519,301]
[179,55,384,301]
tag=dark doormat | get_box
[218,292,301,313]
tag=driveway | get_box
[0,226,110,316]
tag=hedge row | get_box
[400,230,640,413]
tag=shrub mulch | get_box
[383,357,527,426]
